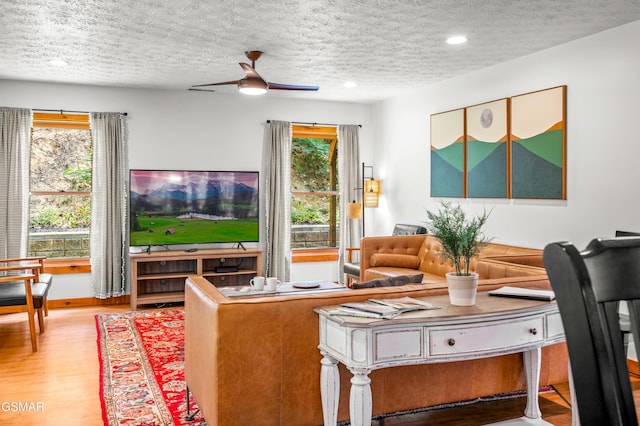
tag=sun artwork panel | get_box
[466,98,509,198]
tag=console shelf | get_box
[129,248,262,310]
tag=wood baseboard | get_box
[629,358,639,376]
[292,248,339,263]
[48,295,130,309]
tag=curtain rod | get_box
[33,108,128,116]
[266,120,360,128]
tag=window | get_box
[290,125,339,250]
[28,113,92,260]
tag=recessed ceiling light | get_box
[446,35,468,45]
[344,81,357,88]
[48,59,69,66]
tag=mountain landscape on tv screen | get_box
[129,175,259,246]
[130,179,258,219]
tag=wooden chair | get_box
[0,257,52,352]
[543,237,640,425]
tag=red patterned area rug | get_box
[96,309,206,426]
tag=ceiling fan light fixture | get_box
[238,79,268,95]
[48,59,69,66]
[238,86,267,95]
[447,35,468,45]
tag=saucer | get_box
[293,281,321,289]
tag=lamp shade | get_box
[364,179,380,208]
[365,179,380,194]
[348,202,362,219]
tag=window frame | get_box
[29,112,93,273]
[290,125,339,260]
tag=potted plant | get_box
[426,202,491,306]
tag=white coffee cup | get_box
[250,276,265,291]
[265,277,281,291]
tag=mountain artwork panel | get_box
[511,86,566,199]
[431,108,465,197]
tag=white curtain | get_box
[338,125,361,283]
[90,112,128,298]
[263,121,291,281]
[0,107,31,259]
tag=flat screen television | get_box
[129,170,259,247]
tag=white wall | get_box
[370,19,640,250]
[6,18,640,298]
[0,81,371,298]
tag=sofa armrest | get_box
[185,277,222,424]
[481,253,545,268]
[476,275,552,292]
[360,235,426,280]
[474,259,546,280]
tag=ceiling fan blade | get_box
[267,82,319,91]
[239,62,266,81]
[191,80,242,88]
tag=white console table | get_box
[315,292,578,426]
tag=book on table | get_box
[488,286,556,301]
[329,297,440,319]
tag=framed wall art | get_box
[510,86,567,199]
[430,108,465,198]
[465,98,509,198]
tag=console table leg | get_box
[348,368,372,426]
[523,347,542,419]
[320,352,340,426]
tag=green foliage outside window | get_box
[29,128,92,232]
[291,138,331,194]
[62,150,92,191]
[291,137,336,225]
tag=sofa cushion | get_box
[369,253,420,269]
[351,273,424,289]
[365,267,445,283]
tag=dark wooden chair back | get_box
[544,237,640,425]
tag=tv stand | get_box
[129,248,262,310]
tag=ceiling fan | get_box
[191,51,319,95]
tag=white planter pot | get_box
[446,272,479,306]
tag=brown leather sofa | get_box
[360,234,546,284]
[185,264,567,426]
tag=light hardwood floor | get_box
[0,305,128,426]
[0,305,636,425]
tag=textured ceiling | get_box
[1,0,640,103]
